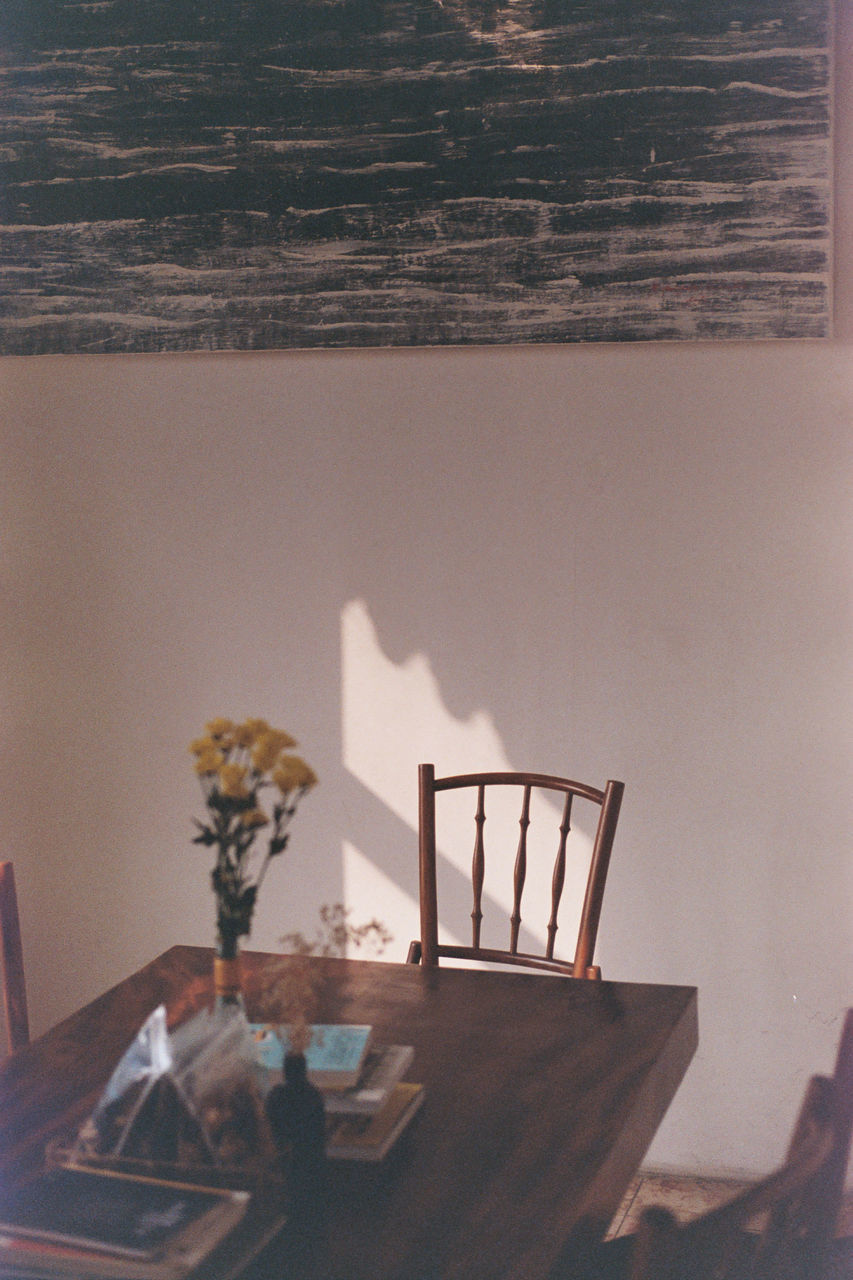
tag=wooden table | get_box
[0,946,697,1280]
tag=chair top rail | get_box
[432,770,613,805]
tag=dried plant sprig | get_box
[280,903,393,960]
[259,904,392,1056]
[190,717,317,956]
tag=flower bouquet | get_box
[190,717,317,1003]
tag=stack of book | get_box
[252,1024,425,1162]
[0,1166,257,1280]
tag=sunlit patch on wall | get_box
[342,840,424,962]
[341,597,596,963]
[341,597,509,832]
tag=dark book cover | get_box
[0,1167,247,1261]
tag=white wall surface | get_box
[1,4,852,1182]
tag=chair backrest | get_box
[757,1007,853,1278]
[628,1010,853,1280]
[0,862,29,1053]
[409,764,624,978]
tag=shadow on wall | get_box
[339,597,598,965]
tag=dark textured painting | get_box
[0,0,833,354]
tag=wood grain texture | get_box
[0,947,697,1280]
[0,0,832,353]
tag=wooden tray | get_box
[44,1135,284,1194]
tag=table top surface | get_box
[0,946,698,1280]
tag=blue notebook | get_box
[251,1023,373,1088]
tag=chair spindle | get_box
[547,791,573,959]
[471,784,486,949]
[509,785,531,954]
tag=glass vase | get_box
[214,930,244,1013]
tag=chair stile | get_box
[0,861,29,1054]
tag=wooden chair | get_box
[0,861,29,1053]
[561,1009,853,1280]
[407,764,624,978]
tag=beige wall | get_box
[1,4,851,1181]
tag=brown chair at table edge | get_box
[407,764,624,979]
[585,1008,853,1280]
[0,861,29,1053]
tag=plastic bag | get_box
[74,1005,179,1158]
[74,1005,275,1173]
[168,1008,275,1169]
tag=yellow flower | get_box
[194,747,224,776]
[240,807,269,829]
[189,736,218,757]
[219,762,250,799]
[232,718,269,749]
[251,729,297,774]
[206,717,235,742]
[273,755,318,793]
